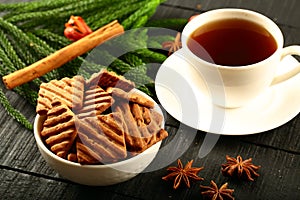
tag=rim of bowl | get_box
[33,89,164,169]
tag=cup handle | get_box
[271,45,300,85]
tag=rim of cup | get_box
[181,8,284,70]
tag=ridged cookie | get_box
[36,75,85,115]
[107,87,154,108]
[76,85,113,118]
[41,99,78,159]
[86,69,135,92]
[115,102,167,153]
[76,113,127,164]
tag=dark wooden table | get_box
[1,0,300,199]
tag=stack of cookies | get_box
[37,69,168,165]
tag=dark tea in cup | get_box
[187,18,277,66]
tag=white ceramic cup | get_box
[181,8,300,108]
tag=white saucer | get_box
[155,49,300,135]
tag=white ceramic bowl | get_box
[33,90,163,186]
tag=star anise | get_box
[162,159,204,189]
[162,32,182,56]
[221,155,261,181]
[200,180,234,200]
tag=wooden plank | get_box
[151,5,197,20]
[202,137,300,200]
[1,142,299,200]
[164,0,202,10]
[98,136,300,200]
[163,0,300,28]
[240,117,300,153]
[282,25,300,46]
[0,168,138,200]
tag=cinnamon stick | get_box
[2,20,124,90]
